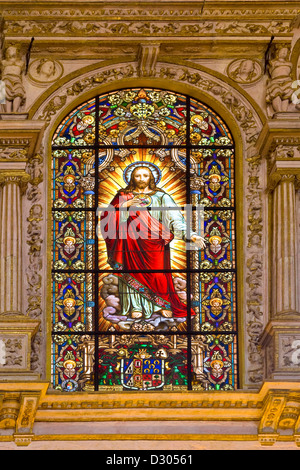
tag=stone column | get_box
[261,166,300,381]
[0,171,29,314]
[256,120,300,382]
[272,174,298,317]
[0,170,40,379]
[0,121,45,380]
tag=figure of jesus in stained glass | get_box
[100,161,205,328]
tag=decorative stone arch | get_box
[26,59,267,389]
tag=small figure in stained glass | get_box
[211,359,224,379]
[63,359,77,379]
[69,113,94,139]
[191,113,216,139]
[209,234,222,254]
[63,297,76,318]
[208,172,222,193]
[63,236,76,255]
[63,174,76,193]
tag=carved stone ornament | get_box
[266,43,298,118]
[3,19,292,38]
[27,59,63,87]
[0,122,45,377]
[25,153,44,375]
[280,335,300,368]
[0,315,40,375]
[227,59,263,84]
[138,43,160,77]
[0,44,26,113]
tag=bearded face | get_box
[132,168,152,190]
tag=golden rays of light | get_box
[97,149,188,332]
[97,149,187,272]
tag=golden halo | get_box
[63,298,76,307]
[211,359,224,368]
[63,174,76,183]
[63,236,76,245]
[82,115,95,125]
[209,297,223,307]
[209,174,221,182]
[123,161,161,185]
[63,359,76,368]
[209,235,222,244]
[191,114,204,124]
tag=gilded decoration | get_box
[0,382,300,447]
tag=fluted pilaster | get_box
[0,171,30,314]
[272,175,298,317]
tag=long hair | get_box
[123,166,162,193]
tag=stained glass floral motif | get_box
[51,88,237,392]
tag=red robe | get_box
[100,191,193,318]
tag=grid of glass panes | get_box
[51,88,237,392]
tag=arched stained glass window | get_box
[51,88,237,392]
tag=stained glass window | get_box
[51,88,237,392]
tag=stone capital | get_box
[267,169,300,192]
[0,169,31,194]
[255,120,300,192]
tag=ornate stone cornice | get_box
[1,1,296,47]
[3,20,293,37]
[0,121,46,163]
[1,381,300,447]
[255,119,300,159]
[0,1,299,21]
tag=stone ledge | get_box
[0,381,300,446]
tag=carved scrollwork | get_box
[25,153,44,373]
